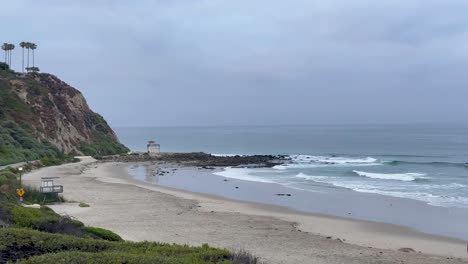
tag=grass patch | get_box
[23,187,65,205]
[79,202,90,208]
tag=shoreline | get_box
[24,158,468,263]
[127,161,468,241]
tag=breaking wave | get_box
[213,167,275,183]
[289,155,378,164]
[353,170,428,182]
[386,160,468,167]
[294,173,468,208]
[274,155,382,170]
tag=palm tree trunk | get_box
[32,49,34,67]
[27,48,29,69]
[22,48,24,73]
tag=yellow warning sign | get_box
[17,188,25,197]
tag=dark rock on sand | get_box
[398,248,416,253]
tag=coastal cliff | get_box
[0,67,128,165]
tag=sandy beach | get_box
[24,158,468,264]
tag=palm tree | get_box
[20,42,26,73]
[26,42,31,69]
[30,43,37,67]
[1,43,14,68]
[7,44,11,66]
[8,43,15,67]
[1,43,7,64]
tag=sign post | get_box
[17,188,25,203]
[18,167,23,187]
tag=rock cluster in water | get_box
[100,152,285,167]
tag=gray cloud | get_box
[2,1,468,126]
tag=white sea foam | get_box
[353,170,428,182]
[419,183,467,190]
[213,167,275,183]
[211,153,245,157]
[288,155,378,164]
[313,156,378,164]
[274,155,382,170]
[295,173,330,181]
[294,174,468,208]
[273,163,325,170]
[272,164,288,170]
[350,189,468,208]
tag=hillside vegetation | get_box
[0,66,128,165]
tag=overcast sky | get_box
[2,1,468,127]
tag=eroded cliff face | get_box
[0,71,128,155]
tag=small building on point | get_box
[147,140,160,156]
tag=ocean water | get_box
[115,124,468,209]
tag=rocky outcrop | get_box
[100,152,285,167]
[0,70,128,156]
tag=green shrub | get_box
[80,135,129,157]
[0,62,9,71]
[229,249,264,264]
[71,219,85,227]
[10,205,44,228]
[40,205,55,213]
[0,121,62,166]
[39,157,63,166]
[0,228,232,264]
[0,170,16,178]
[0,204,12,224]
[33,216,83,236]
[0,228,112,263]
[82,226,123,242]
[0,170,16,186]
[15,251,234,264]
[79,202,90,208]
[8,205,84,236]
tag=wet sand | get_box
[24,158,468,264]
